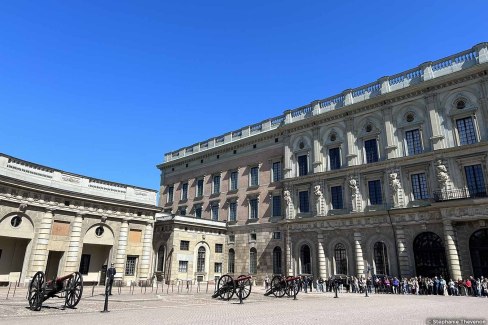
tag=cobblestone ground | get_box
[0,285,487,325]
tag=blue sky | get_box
[1,1,487,190]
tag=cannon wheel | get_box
[217,274,235,300]
[285,276,299,297]
[65,272,83,308]
[236,275,252,300]
[28,271,45,311]
[271,275,286,298]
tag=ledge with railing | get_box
[433,187,487,202]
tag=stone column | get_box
[64,213,84,274]
[114,218,129,280]
[317,233,327,279]
[443,220,462,280]
[395,226,411,277]
[353,232,364,277]
[29,209,54,277]
[138,222,154,280]
[312,127,322,173]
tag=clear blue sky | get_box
[1,1,487,191]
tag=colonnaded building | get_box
[157,42,488,284]
[0,153,159,286]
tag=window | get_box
[230,171,238,191]
[179,207,186,216]
[213,175,221,194]
[229,201,237,221]
[250,233,257,241]
[273,247,282,275]
[272,195,281,217]
[405,129,422,155]
[228,249,235,273]
[79,254,90,275]
[465,164,486,197]
[331,186,343,209]
[249,198,258,219]
[195,206,202,219]
[167,186,174,203]
[334,243,347,275]
[249,248,257,274]
[364,139,379,163]
[197,247,206,273]
[298,190,309,213]
[250,167,259,186]
[180,240,190,251]
[368,180,383,205]
[181,183,188,200]
[411,173,429,199]
[215,244,223,253]
[374,242,390,275]
[457,117,477,145]
[214,262,223,273]
[228,234,235,243]
[196,178,204,197]
[272,161,282,182]
[211,203,219,221]
[298,155,308,176]
[125,256,137,276]
[178,261,188,273]
[10,216,22,227]
[272,231,281,240]
[157,246,165,272]
[329,147,341,170]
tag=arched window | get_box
[273,247,282,275]
[300,244,311,274]
[157,245,165,272]
[469,228,488,278]
[228,249,235,273]
[334,243,347,275]
[249,248,257,274]
[197,247,206,273]
[373,242,389,275]
[413,232,448,278]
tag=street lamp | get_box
[365,264,371,297]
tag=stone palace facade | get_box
[158,42,488,283]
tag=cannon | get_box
[211,274,252,300]
[264,275,300,298]
[28,271,83,311]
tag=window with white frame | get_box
[250,166,259,187]
[272,161,282,182]
[272,231,281,240]
[405,129,423,155]
[249,198,258,219]
[125,256,137,276]
[329,147,341,170]
[196,178,204,197]
[465,164,486,197]
[368,180,383,205]
[167,186,174,203]
[211,203,219,221]
[229,171,238,191]
[411,173,429,199]
[298,190,310,213]
[272,195,281,217]
[213,175,221,194]
[197,247,206,273]
[330,186,343,209]
[229,201,237,222]
[214,262,222,273]
[364,139,379,163]
[178,260,188,273]
[456,116,478,145]
[298,155,308,176]
[181,182,188,200]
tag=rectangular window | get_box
[125,256,137,276]
[211,204,219,221]
[411,173,429,199]
[181,183,188,200]
[249,198,258,219]
[457,117,477,145]
[298,155,308,176]
[364,139,379,163]
[167,186,174,203]
[179,207,187,216]
[331,186,343,209]
[250,233,257,241]
[272,195,281,217]
[214,262,223,273]
[213,175,221,194]
[329,147,341,170]
[79,254,91,275]
[465,164,486,197]
[196,179,204,197]
[180,240,189,251]
[230,171,238,191]
[298,190,310,213]
[272,161,282,182]
[250,167,259,186]
[178,261,188,273]
[215,244,223,253]
[195,206,202,219]
[273,231,281,240]
[228,234,235,243]
[368,180,383,205]
[405,129,422,155]
[229,202,237,222]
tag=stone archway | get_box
[413,232,448,278]
[300,244,312,274]
[469,228,488,278]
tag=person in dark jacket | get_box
[107,263,116,295]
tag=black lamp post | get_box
[365,265,371,298]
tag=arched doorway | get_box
[469,228,488,278]
[413,232,448,278]
[373,242,389,275]
[300,244,311,274]
[334,243,348,275]
[273,247,282,275]
[156,245,165,280]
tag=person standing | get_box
[107,263,117,295]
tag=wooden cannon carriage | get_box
[212,274,252,300]
[264,275,300,298]
[27,271,83,311]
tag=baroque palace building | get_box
[157,42,488,284]
[0,153,159,286]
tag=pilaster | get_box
[64,213,84,274]
[382,107,397,159]
[138,222,154,280]
[395,226,411,277]
[29,209,54,277]
[353,231,364,277]
[114,218,129,280]
[317,233,327,279]
[443,220,462,280]
[425,93,445,150]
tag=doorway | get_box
[45,251,64,280]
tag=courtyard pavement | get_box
[0,285,486,325]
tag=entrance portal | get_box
[0,236,29,283]
[469,228,488,278]
[45,251,64,280]
[79,244,112,284]
[413,232,448,278]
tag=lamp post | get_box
[365,264,371,298]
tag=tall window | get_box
[272,161,282,182]
[298,155,308,176]
[457,117,477,145]
[167,186,174,203]
[374,242,390,275]
[229,201,237,221]
[331,186,343,209]
[405,129,422,155]
[196,178,204,197]
[273,247,282,275]
[197,247,206,273]
[249,248,257,274]
[411,173,429,199]
[228,249,235,273]
[329,147,341,170]
[178,261,188,273]
[211,203,219,221]
[300,245,311,274]
[250,167,259,186]
[79,254,90,275]
[364,139,379,163]
[125,256,137,276]
[272,195,281,217]
[213,175,221,194]
[181,183,188,200]
[195,205,202,219]
[298,190,309,213]
[157,246,165,272]
[465,164,486,197]
[334,243,347,274]
[249,198,258,219]
[230,171,238,191]
[368,180,383,205]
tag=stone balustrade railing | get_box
[164,42,488,163]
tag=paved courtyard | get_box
[0,286,486,325]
